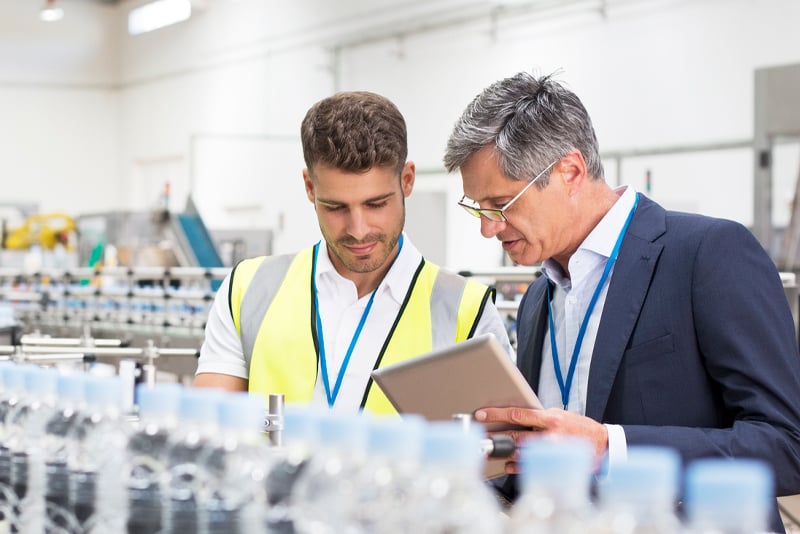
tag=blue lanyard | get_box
[311,234,404,407]
[546,193,639,410]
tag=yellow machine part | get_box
[4,212,76,250]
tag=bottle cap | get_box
[317,412,368,452]
[420,420,483,471]
[685,457,773,532]
[137,382,182,419]
[218,391,266,431]
[366,415,425,461]
[519,436,594,503]
[600,445,681,507]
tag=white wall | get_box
[2,0,800,268]
[337,0,800,268]
[0,0,119,216]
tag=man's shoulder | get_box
[661,209,752,245]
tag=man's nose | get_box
[480,216,506,239]
[347,209,370,240]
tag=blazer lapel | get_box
[585,196,665,421]
[516,278,550,393]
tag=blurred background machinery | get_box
[0,200,273,384]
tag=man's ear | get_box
[556,150,588,189]
[401,161,416,198]
[303,168,315,203]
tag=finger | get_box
[474,407,509,423]
[476,406,544,428]
[503,460,521,475]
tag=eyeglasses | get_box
[458,158,560,222]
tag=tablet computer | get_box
[370,333,542,478]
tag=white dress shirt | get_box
[539,185,637,469]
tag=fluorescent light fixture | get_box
[40,0,64,22]
[128,0,192,36]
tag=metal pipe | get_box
[20,335,122,347]
[155,348,200,357]
[23,353,88,362]
[17,345,197,357]
[20,346,144,356]
[0,291,42,302]
[265,393,285,447]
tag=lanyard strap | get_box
[547,193,639,410]
[312,234,404,407]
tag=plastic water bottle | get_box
[125,382,182,534]
[264,405,324,534]
[8,366,59,534]
[66,375,131,533]
[684,458,774,534]
[162,388,222,534]
[354,415,425,533]
[43,373,88,534]
[290,412,369,533]
[410,421,505,534]
[592,445,682,533]
[507,436,596,534]
[0,363,25,526]
[201,392,270,534]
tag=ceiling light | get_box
[40,0,64,22]
[128,0,193,36]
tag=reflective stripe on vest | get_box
[230,253,296,373]
[230,246,493,414]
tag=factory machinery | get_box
[0,265,229,383]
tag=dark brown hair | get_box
[301,91,407,177]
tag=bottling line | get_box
[0,206,257,384]
[0,265,227,384]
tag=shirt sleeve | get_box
[473,299,517,364]
[604,423,628,472]
[195,272,249,379]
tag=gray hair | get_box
[443,72,604,185]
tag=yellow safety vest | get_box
[230,246,494,414]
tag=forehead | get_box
[311,163,399,200]
[459,146,517,202]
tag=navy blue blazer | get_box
[509,195,800,531]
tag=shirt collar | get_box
[315,232,421,305]
[581,185,637,258]
[541,185,637,284]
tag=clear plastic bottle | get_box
[684,458,774,534]
[65,375,131,533]
[591,445,682,534]
[201,391,270,534]
[7,366,59,534]
[410,420,505,534]
[354,415,425,533]
[43,372,88,534]
[264,404,324,534]
[507,436,596,534]
[161,388,222,534]
[125,382,182,534]
[290,412,369,534]
[0,363,24,525]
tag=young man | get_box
[194,91,512,414]
[444,72,800,532]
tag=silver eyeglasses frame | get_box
[458,158,560,222]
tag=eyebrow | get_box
[317,191,396,207]
[463,192,513,205]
